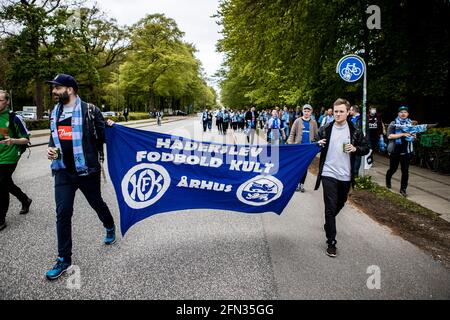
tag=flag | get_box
[105,124,320,236]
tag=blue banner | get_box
[105,125,320,236]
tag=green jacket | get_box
[0,108,30,164]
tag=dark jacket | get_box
[49,101,105,175]
[245,110,259,125]
[314,120,370,190]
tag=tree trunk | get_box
[34,79,44,118]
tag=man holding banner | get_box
[44,74,117,280]
[315,98,369,258]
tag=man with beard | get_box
[44,74,116,280]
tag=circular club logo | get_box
[237,175,283,206]
[121,163,170,209]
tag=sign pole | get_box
[361,65,367,177]
[336,54,368,176]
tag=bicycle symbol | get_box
[340,63,362,80]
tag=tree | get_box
[216,0,449,124]
[0,1,130,116]
[116,14,215,112]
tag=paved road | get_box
[1,118,449,299]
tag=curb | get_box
[29,116,191,148]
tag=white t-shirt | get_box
[322,122,351,181]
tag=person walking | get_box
[244,107,258,144]
[156,110,162,126]
[201,109,209,132]
[367,106,386,154]
[349,105,363,176]
[321,108,334,127]
[287,104,319,192]
[385,106,415,197]
[123,107,129,122]
[0,90,32,231]
[44,74,116,280]
[267,109,285,145]
[315,98,369,257]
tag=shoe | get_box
[19,198,32,214]
[295,184,301,192]
[400,189,407,197]
[300,184,305,193]
[0,221,6,231]
[104,225,116,245]
[46,257,71,280]
[386,179,391,189]
[326,245,337,258]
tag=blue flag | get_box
[105,125,320,236]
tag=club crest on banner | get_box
[121,163,171,209]
[237,175,283,206]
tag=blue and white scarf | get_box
[395,116,412,145]
[50,96,88,174]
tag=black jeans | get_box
[54,170,114,261]
[0,163,29,223]
[300,171,308,184]
[353,155,362,177]
[322,176,351,246]
[386,153,411,190]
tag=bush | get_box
[24,119,50,131]
[355,175,376,191]
[23,112,153,131]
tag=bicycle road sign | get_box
[336,54,366,82]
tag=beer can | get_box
[53,147,61,160]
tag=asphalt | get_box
[0,117,449,299]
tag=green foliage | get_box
[355,175,376,191]
[115,14,216,112]
[216,0,450,121]
[25,119,49,131]
[0,1,130,116]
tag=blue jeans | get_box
[54,170,114,260]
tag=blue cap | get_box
[46,74,78,92]
[398,105,409,112]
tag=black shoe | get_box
[0,221,6,231]
[400,189,407,197]
[386,180,391,189]
[326,245,337,258]
[20,198,32,215]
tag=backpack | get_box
[8,111,31,157]
[86,103,104,162]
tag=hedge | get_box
[23,112,152,131]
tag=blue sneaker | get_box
[104,225,116,245]
[46,257,71,280]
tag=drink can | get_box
[53,147,61,160]
[343,139,350,153]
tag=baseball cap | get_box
[46,74,78,92]
[398,105,409,112]
[303,104,312,111]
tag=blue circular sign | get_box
[336,54,366,82]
